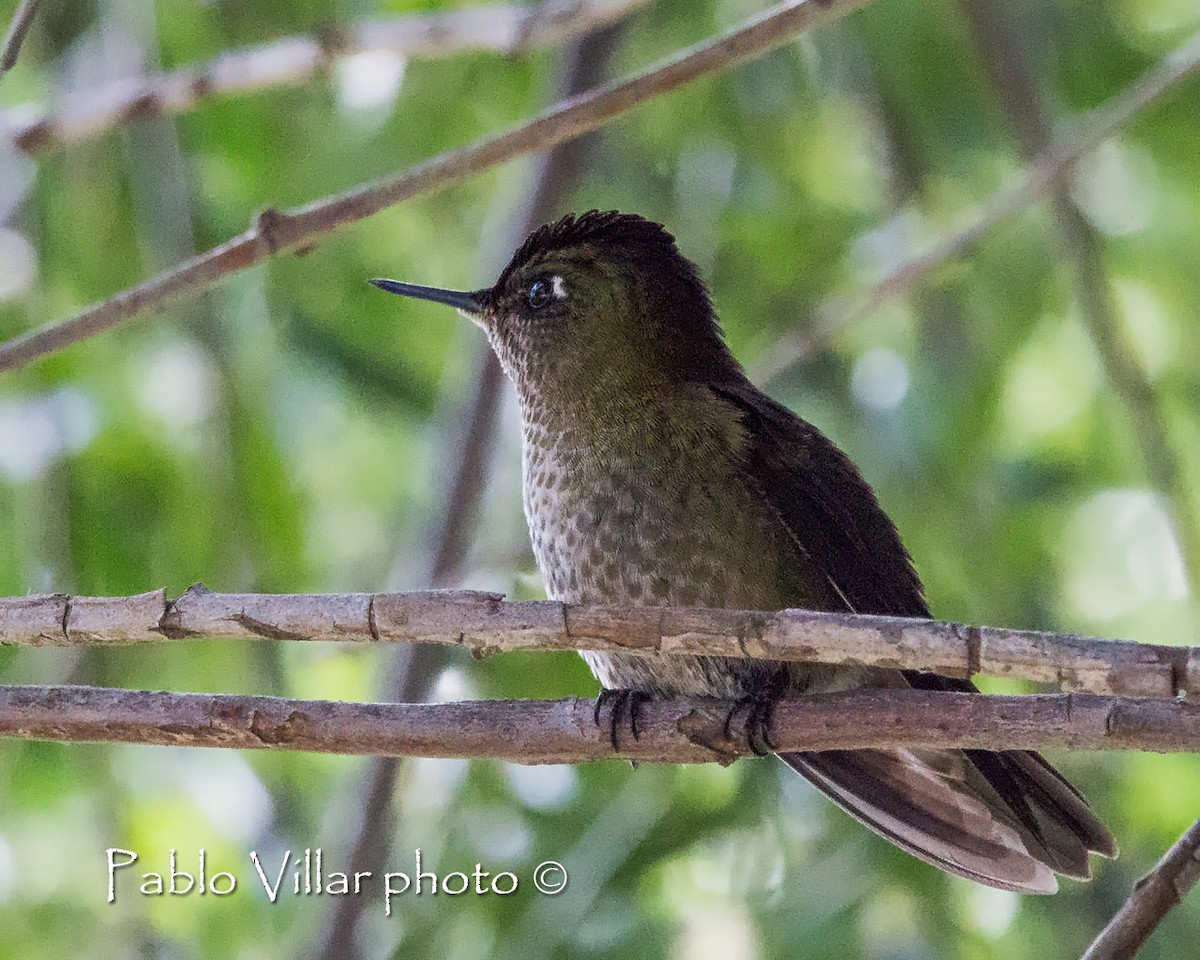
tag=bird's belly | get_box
[577,648,774,699]
[522,452,794,698]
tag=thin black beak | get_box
[369,279,484,315]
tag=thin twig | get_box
[0,0,873,375]
[0,685,1197,760]
[757,28,1200,387]
[0,0,40,76]
[1081,818,1200,960]
[2,587,1196,699]
[0,0,649,155]
[956,0,1200,589]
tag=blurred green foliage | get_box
[1,0,1199,957]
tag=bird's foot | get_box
[723,691,780,757]
[593,688,650,751]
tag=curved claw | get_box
[723,693,780,757]
[593,688,650,751]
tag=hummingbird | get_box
[371,210,1116,893]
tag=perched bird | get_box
[371,210,1116,893]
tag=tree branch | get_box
[1081,818,1200,960]
[0,0,872,375]
[0,685,1196,761]
[2,587,1196,699]
[757,28,1200,387]
[0,0,40,76]
[957,0,1200,589]
[0,0,649,155]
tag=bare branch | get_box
[757,28,1200,387]
[2,587,1196,699]
[0,0,649,155]
[1081,818,1200,960]
[0,0,40,76]
[0,685,1196,761]
[0,0,873,375]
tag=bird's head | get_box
[371,211,741,413]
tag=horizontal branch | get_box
[0,0,871,374]
[2,586,1196,699]
[756,27,1200,385]
[1,685,1197,762]
[0,0,649,155]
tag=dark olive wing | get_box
[711,383,929,618]
[711,381,1117,891]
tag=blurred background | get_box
[1,0,1199,956]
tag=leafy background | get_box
[1,0,1199,957]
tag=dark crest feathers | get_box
[496,210,684,290]
[495,211,738,382]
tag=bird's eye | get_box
[526,278,553,310]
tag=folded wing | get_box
[711,381,1117,891]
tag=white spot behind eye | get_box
[551,275,567,299]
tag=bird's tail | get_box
[780,746,1117,893]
